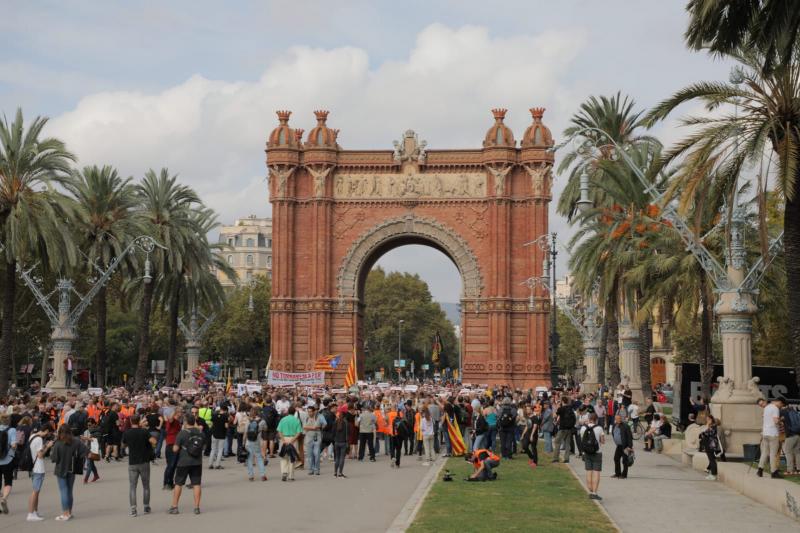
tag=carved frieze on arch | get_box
[336,214,483,301]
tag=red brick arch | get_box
[266,110,554,387]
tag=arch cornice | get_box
[336,214,484,302]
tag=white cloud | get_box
[46,23,588,301]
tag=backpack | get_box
[561,409,576,429]
[455,405,467,426]
[183,431,205,458]
[475,415,488,436]
[246,420,260,442]
[0,429,8,459]
[499,406,516,429]
[581,426,600,454]
[786,409,800,435]
[17,435,36,472]
[263,405,279,431]
[393,417,409,438]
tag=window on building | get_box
[267,238,272,248]
[258,234,266,247]
[267,255,272,268]
[227,238,233,246]
[246,270,252,281]
[267,271,272,281]
[246,238,254,247]
[227,255,233,265]
[246,254,254,266]
[234,235,241,246]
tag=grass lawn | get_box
[408,448,616,533]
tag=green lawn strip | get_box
[409,451,616,533]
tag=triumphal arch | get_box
[266,108,554,387]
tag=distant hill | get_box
[439,302,460,326]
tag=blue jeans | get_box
[305,434,321,474]
[155,428,165,459]
[473,433,486,451]
[543,431,553,453]
[487,426,497,451]
[57,474,75,513]
[246,441,266,478]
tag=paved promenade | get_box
[0,451,432,533]
[568,438,798,533]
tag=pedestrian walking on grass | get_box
[579,413,605,500]
[123,414,156,516]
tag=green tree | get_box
[65,165,140,386]
[555,309,584,377]
[0,109,76,391]
[362,268,457,376]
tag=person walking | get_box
[757,397,784,478]
[610,413,633,479]
[26,423,54,521]
[244,408,268,481]
[391,406,409,468]
[428,399,441,454]
[123,414,156,516]
[498,398,517,459]
[579,413,605,500]
[520,404,539,467]
[552,398,576,463]
[277,405,302,482]
[699,415,721,481]
[420,407,435,465]
[169,413,204,515]
[357,404,377,462]
[0,414,18,514]
[83,418,102,483]
[302,404,326,476]
[333,406,350,478]
[209,406,228,470]
[162,408,182,490]
[51,424,85,521]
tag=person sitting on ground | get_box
[466,448,500,481]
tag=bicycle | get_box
[629,418,647,440]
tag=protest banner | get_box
[267,370,325,387]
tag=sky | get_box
[0,1,733,303]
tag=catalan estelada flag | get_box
[445,416,466,456]
[431,331,442,365]
[344,346,357,388]
[313,354,342,371]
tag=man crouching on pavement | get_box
[465,448,500,481]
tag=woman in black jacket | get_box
[610,413,633,479]
[51,424,85,521]
[333,407,349,478]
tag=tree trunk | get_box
[606,292,621,386]
[786,194,800,388]
[699,270,714,399]
[96,284,107,387]
[135,281,154,389]
[597,319,608,386]
[166,283,181,384]
[0,259,17,393]
[637,291,652,400]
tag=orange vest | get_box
[472,448,500,467]
[375,409,389,434]
[414,412,422,440]
[387,411,398,436]
[87,404,101,423]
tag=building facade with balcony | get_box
[215,215,273,286]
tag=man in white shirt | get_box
[757,397,785,478]
[27,424,54,521]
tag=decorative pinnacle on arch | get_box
[314,110,330,125]
[294,129,304,143]
[276,110,292,124]
[491,108,508,121]
[530,107,545,120]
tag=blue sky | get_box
[0,1,732,302]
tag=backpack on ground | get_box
[0,429,9,459]
[183,431,205,458]
[499,406,516,429]
[246,420,260,442]
[581,426,600,454]
[786,409,800,435]
[17,435,36,472]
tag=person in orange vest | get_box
[386,405,399,465]
[86,400,101,424]
[374,405,389,456]
[466,448,501,481]
[414,409,423,459]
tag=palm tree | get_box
[66,165,140,386]
[557,92,657,221]
[133,168,200,389]
[646,35,800,385]
[0,109,76,391]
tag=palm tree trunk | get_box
[166,283,181,384]
[786,195,800,388]
[0,259,17,392]
[96,284,108,387]
[135,281,154,389]
[606,292,621,386]
[597,319,608,386]
[699,270,714,399]
[637,291,652,400]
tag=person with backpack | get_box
[0,413,18,514]
[23,422,54,521]
[169,413,204,515]
[261,398,279,458]
[579,412,605,500]
[276,405,303,482]
[244,408,268,481]
[51,423,86,521]
[552,397,576,463]
[498,398,517,459]
[780,405,800,475]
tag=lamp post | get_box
[177,307,217,390]
[524,233,560,388]
[16,235,165,391]
[398,319,404,380]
